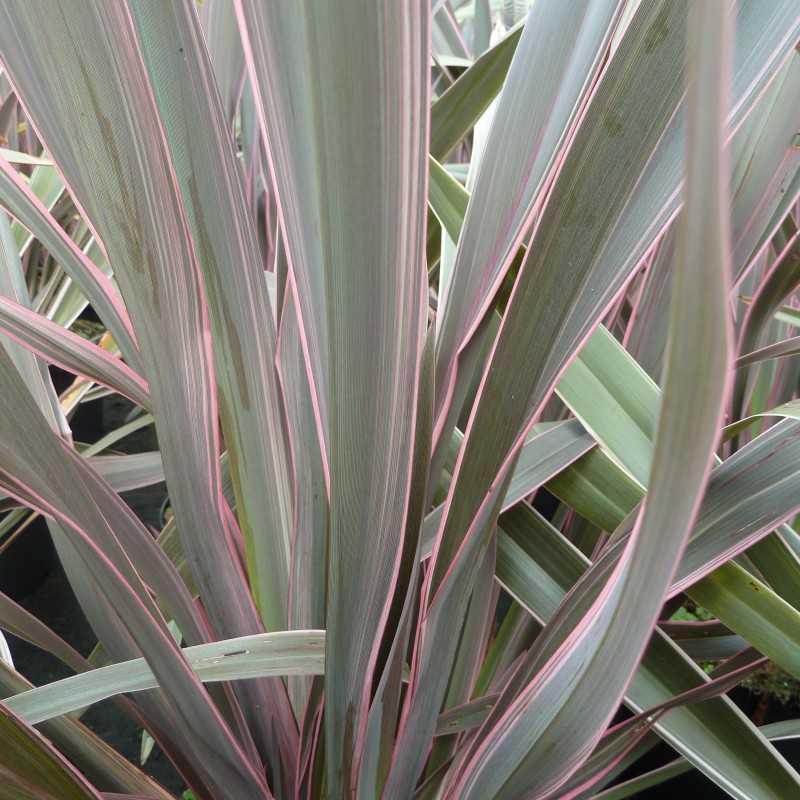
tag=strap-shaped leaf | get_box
[733,231,800,416]
[236,3,429,794]
[691,561,800,683]
[537,654,767,800]
[0,158,140,370]
[430,22,522,160]
[0,209,64,429]
[434,0,623,414]
[0,344,269,799]
[452,4,734,795]
[737,333,800,366]
[429,156,469,244]
[397,2,798,788]
[595,718,800,800]
[419,419,596,556]
[0,0,258,643]
[674,418,800,592]
[198,0,245,127]
[731,50,800,282]
[558,287,800,595]
[0,155,240,796]
[0,662,174,800]
[387,6,694,794]
[277,278,328,715]
[0,148,51,167]
[429,0,798,599]
[127,0,295,648]
[0,295,149,410]
[556,325,658,489]
[0,702,103,800]
[436,0,798,587]
[6,631,325,726]
[0,589,87,676]
[0,5,294,791]
[497,505,800,800]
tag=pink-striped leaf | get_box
[388,3,799,791]
[0,301,263,800]
[497,504,800,800]
[127,1,296,653]
[237,3,430,795]
[731,50,800,283]
[0,208,65,429]
[357,330,435,799]
[0,589,87,675]
[450,3,735,795]
[0,661,174,800]
[737,333,800,367]
[85,453,163,494]
[539,654,766,800]
[419,419,596,558]
[556,280,800,595]
[433,0,624,421]
[0,4,295,789]
[624,229,675,381]
[0,295,150,409]
[386,5,693,793]
[277,278,328,715]
[0,700,103,800]
[198,0,245,128]
[733,230,800,417]
[673,418,800,593]
[0,158,140,370]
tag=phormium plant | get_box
[0,1,799,798]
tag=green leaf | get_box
[237,4,430,794]
[547,446,642,531]
[433,0,624,420]
[429,156,469,244]
[556,325,659,489]
[430,22,523,160]
[0,701,103,800]
[128,1,296,651]
[737,333,800,367]
[692,561,800,682]
[452,3,735,794]
[6,631,324,726]
[0,147,52,166]
[497,504,800,800]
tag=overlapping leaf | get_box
[236,3,429,794]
